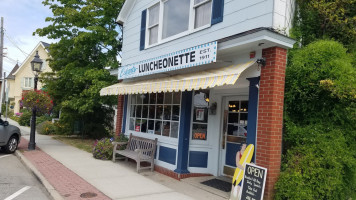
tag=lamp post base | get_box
[28,142,36,150]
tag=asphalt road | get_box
[0,151,51,200]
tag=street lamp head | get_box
[31,51,43,73]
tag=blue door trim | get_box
[122,95,128,133]
[174,91,193,174]
[246,77,259,162]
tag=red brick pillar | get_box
[115,95,124,136]
[256,47,287,200]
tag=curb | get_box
[15,150,64,200]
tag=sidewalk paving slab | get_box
[7,118,227,200]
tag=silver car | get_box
[0,114,21,153]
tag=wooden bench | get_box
[112,133,158,173]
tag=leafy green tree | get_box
[292,0,356,50]
[35,0,124,137]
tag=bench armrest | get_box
[112,141,128,150]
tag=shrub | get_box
[275,125,356,199]
[37,121,56,135]
[92,138,114,160]
[36,115,52,125]
[19,111,32,126]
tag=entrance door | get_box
[219,96,249,177]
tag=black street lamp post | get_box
[28,51,43,151]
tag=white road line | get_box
[4,186,31,200]
[0,155,11,159]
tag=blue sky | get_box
[0,0,55,74]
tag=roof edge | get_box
[12,42,49,76]
[116,0,137,25]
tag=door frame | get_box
[218,95,249,177]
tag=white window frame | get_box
[23,77,33,88]
[127,92,182,141]
[145,0,212,49]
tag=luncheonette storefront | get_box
[100,0,295,198]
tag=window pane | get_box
[148,3,160,26]
[157,92,164,104]
[141,119,148,133]
[129,118,135,131]
[173,92,181,104]
[149,105,155,119]
[142,105,148,118]
[130,105,136,117]
[137,94,143,104]
[194,1,212,28]
[135,119,142,132]
[155,120,162,135]
[148,120,155,134]
[192,123,207,140]
[228,101,239,112]
[131,95,137,104]
[240,113,248,125]
[136,105,142,118]
[162,121,170,137]
[163,105,172,120]
[149,26,158,45]
[228,113,239,124]
[172,105,180,121]
[241,101,248,112]
[162,0,190,39]
[156,105,163,119]
[164,92,172,104]
[149,93,156,104]
[171,122,179,138]
[193,107,208,123]
[142,93,149,104]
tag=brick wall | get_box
[256,47,287,200]
[115,95,124,136]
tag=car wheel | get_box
[5,136,18,154]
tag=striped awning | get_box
[100,60,256,96]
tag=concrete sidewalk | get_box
[7,118,227,200]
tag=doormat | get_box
[201,178,231,192]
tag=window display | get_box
[129,92,181,138]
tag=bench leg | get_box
[112,152,116,162]
[137,161,140,173]
[151,161,154,172]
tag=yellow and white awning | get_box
[100,60,256,96]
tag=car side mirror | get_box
[0,120,8,126]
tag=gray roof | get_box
[6,63,20,80]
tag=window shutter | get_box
[140,10,147,51]
[211,0,224,25]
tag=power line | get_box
[3,29,29,57]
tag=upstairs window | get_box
[194,0,212,29]
[148,3,160,45]
[162,0,190,39]
[141,0,222,49]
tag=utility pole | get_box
[0,17,4,109]
[0,17,3,79]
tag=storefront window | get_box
[191,89,209,140]
[129,92,181,138]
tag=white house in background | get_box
[6,41,51,114]
[101,0,295,199]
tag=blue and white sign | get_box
[118,41,217,79]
